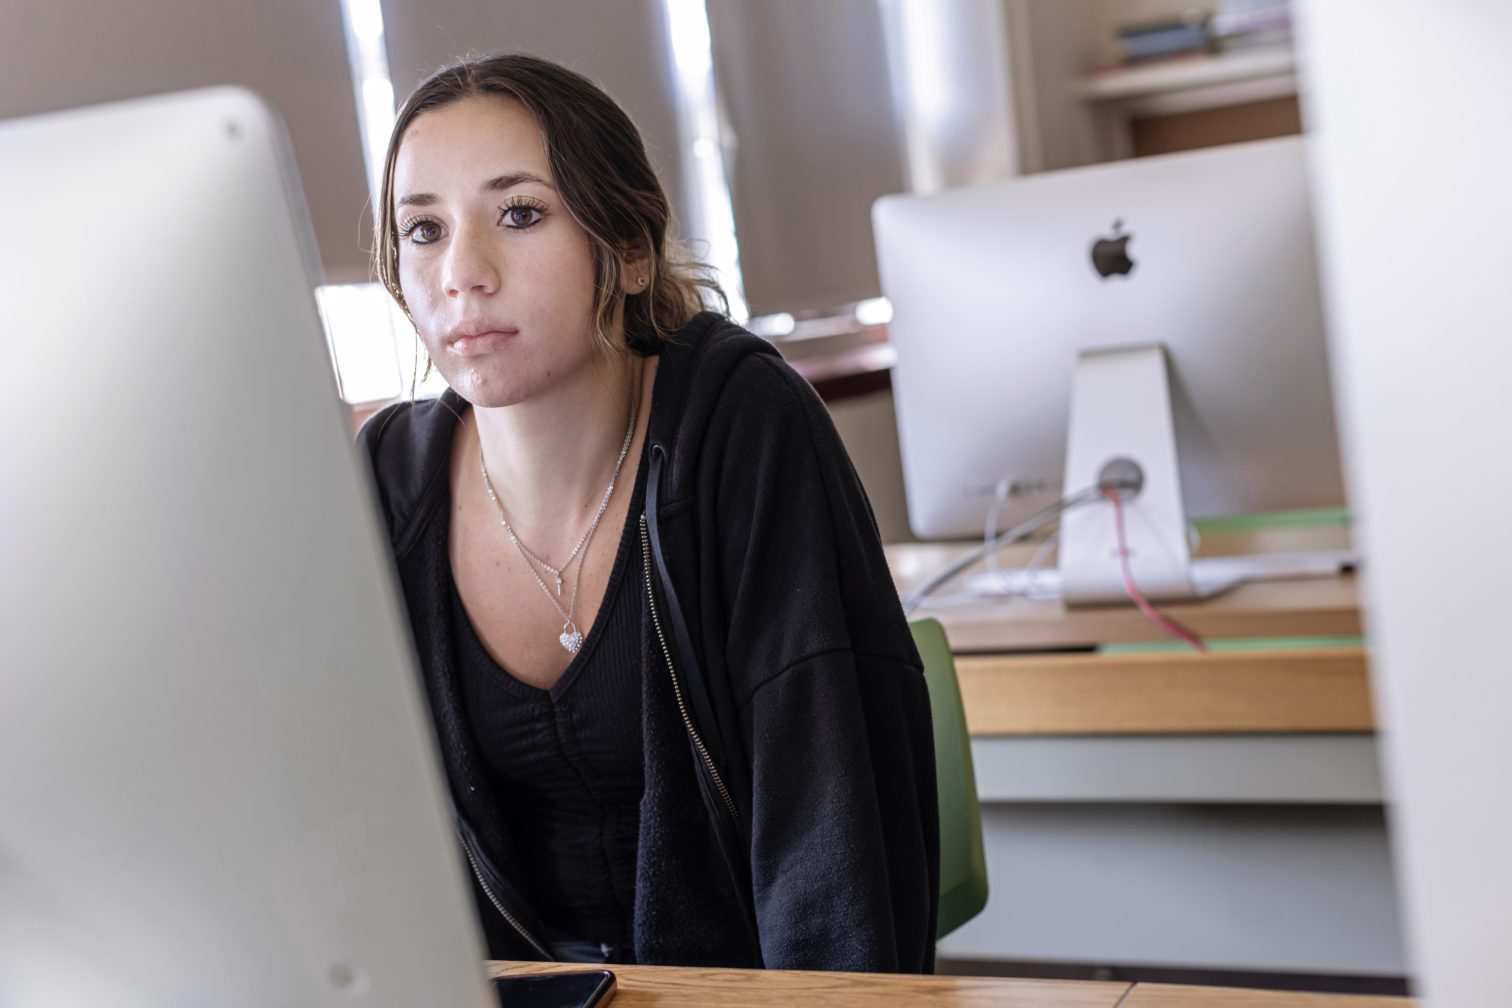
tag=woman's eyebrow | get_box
[396,192,437,209]
[396,172,556,210]
[482,171,556,193]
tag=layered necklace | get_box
[478,390,637,655]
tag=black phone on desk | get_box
[491,970,616,1007]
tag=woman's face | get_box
[392,95,612,407]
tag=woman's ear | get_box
[619,242,651,295]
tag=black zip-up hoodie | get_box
[356,312,939,971]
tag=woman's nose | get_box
[441,226,500,298]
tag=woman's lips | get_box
[448,330,517,357]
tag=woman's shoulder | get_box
[656,314,839,492]
[356,390,464,465]
[354,390,466,546]
[664,314,825,436]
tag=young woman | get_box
[357,53,937,972]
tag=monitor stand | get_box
[957,345,1354,605]
[1058,344,1198,605]
[1054,345,1354,606]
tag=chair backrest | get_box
[911,618,989,939]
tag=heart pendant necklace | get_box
[480,390,637,654]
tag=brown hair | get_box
[375,52,725,357]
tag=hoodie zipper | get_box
[457,827,552,960]
[639,513,742,832]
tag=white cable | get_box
[901,483,1115,616]
[1021,528,1062,601]
[983,477,1011,589]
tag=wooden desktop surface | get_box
[488,962,1411,1007]
[886,527,1373,735]
[489,960,1125,1007]
[1120,984,1410,1007]
[886,526,1360,650]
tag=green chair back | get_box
[911,618,989,939]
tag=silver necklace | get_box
[495,411,631,597]
[478,394,637,654]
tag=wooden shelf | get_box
[1078,47,1297,117]
[1081,47,1296,100]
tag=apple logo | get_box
[1091,219,1135,278]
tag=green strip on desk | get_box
[1100,636,1366,655]
[1191,507,1351,532]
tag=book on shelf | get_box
[1116,15,1214,64]
[1217,28,1294,53]
[1212,0,1292,38]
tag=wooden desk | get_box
[887,527,1372,735]
[1120,984,1410,1007]
[889,528,1359,636]
[889,526,1354,628]
[954,645,1372,735]
[489,961,1127,1007]
[489,962,1412,1007]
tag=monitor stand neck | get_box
[1059,344,1198,606]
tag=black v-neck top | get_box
[448,441,650,950]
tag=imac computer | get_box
[0,91,496,1007]
[874,135,1352,604]
[1299,0,1512,1004]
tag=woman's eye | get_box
[401,219,442,245]
[500,204,545,229]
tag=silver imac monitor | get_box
[0,90,493,1007]
[874,136,1349,603]
[1300,0,1512,1004]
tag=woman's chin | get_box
[443,364,534,409]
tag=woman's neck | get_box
[469,351,640,556]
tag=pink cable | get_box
[1102,487,1208,653]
